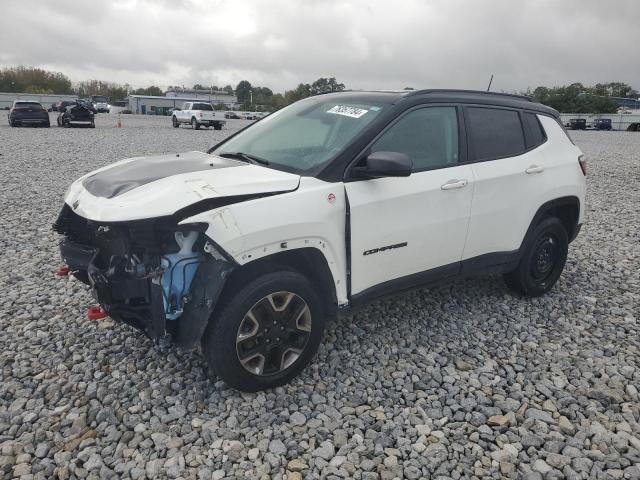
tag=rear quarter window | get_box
[522,112,547,149]
[466,107,525,161]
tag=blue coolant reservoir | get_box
[161,231,203,320]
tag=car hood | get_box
[65,151,300,222]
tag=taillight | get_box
[578,154,587,176]
[199,112,203,118]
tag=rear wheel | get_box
[172,116,179,128]
[202,271,326,392]
[43,120,50,128]
[214,123,223,130]
[504,217,568,297]
[191,118,200,130]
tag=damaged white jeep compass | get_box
[55,90,586,392]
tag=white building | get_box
[128,90,238,115]
[0,91,77,109]
[165,88,237,104]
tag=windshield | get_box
[192,103,213,111]
[14,102,42,108]
[213,96,387,174]
[92,96,107,102]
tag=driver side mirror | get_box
[353,151,412,178]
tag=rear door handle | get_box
[525,165,544,174]
[441,179,468,190]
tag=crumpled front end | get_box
[53,204,235,348]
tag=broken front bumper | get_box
[55,206,234,349]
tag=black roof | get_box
[320,89,559,117]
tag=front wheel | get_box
[504,217,568,297]
[172,116,179,128]
[202,271,326,392]
[191,118,200,130]
[213,123,222,130]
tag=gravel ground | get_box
[0,115,639,480]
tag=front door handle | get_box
[525,165,544,174]
[441,179,468,190]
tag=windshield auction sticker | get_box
[327,105,369,118]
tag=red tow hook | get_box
[87,306,108,321]
[55,266,70,276]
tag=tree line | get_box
[526,82,638,114]
[1,66,636,113]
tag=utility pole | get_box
[486,74,494,92]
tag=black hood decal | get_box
[83,152,244,199]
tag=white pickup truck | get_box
[171,102,226,130]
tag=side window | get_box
[522,112,547,149]
[467,107,525,161]
[370,107,459,171]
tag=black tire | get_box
[504,217,568,297]
[202,271,326,392]
[43,120,50,128]
[213,124,222,130]
[89,121,95,128]
[172,116,179,128]
[9,119,15,127]
[191,118,200,130]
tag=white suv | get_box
[55,90,586,392]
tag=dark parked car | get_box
[8,101,50,127]
[225,111,241,119]
[57,102,95,128]
[55,100,77,112]
[567,118,587,130]
[593,118,612,130]
[78,99,98,114]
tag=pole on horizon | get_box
[487,74,494,92]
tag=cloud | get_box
[1,0,638,93]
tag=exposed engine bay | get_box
[53,204,234,348]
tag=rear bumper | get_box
[10,115,49,124]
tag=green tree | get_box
[223,84,234,95]
[310,77,345,95]
[284,83,312,104]
[132,85,163,96]
[235,80,252,104]
[75,80,130,104]
[530,83,619,114]
[0,66,73,94]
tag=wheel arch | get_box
[522,196,581,249]
[216,247,338,319]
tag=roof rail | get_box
[406,89,535,102]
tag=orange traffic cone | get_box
[117,113,122,128]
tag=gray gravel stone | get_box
[0,123,638,479]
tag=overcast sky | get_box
[1,0,638,93]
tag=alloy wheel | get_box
[236,291,312,376]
